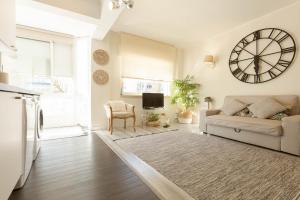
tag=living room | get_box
[1,0,300,200]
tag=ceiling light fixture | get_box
[109,0,134,10]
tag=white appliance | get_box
[33,96,42,160]
[15,94,42,188]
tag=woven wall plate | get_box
[93,70,109,85]
[93,49,109,65]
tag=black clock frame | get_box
[229,28,296,84]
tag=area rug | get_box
[116,131,300,200]
[96,126,178,141]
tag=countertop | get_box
[0,83,40,96]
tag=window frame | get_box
[121,77,172,97]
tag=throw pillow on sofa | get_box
[269,112,289,120]
[234,107,254,117]
[222,99,247,116]
[248,98,287,119]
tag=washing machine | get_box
[15,95,42,189]
[33,96,43,161]
[15,95,36,189]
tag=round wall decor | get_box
[93,70,109,85]
[93,49,109,65]
[229,28,296,84]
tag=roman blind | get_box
[120,33,176,81]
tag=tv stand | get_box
[141,107,167,127]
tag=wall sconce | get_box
[203,55,215,68]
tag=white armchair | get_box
[104,101,136,134]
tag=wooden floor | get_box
[9,134,159,200]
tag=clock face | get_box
[229,28,296,84]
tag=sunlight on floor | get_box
[41,126,88,140]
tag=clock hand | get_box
[258,31,282,56]
[237,56,254,62]
[260,51,281,58]
[237,45,255,56]
[242,59,254,72]
[254,56,260,75]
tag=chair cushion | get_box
[206,115,283,136]
[109,101,126,112]
[113,111,133,118]
[248,98,287,119]
[222,99,247,116]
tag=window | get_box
[122,78,171,96]
[13,37,73,93]
[120,33,176,96]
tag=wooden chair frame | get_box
[104,103,136,134]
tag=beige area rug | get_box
[116,131,300,200]
[95,126,178,141]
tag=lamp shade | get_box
[203,55,214,63]
[204,96,212,102]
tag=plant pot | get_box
[146,120,160,127]
[178,111,193,124]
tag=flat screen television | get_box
[142,93,164,109]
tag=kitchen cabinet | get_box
[0,0,16,53]
[0,92,23,200]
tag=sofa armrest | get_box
[281,115,300,156]
[199,109,221,132]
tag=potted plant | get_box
[146,112,160,127]
[171,75,200,124]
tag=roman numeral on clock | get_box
[241,73,249,82]
[230,58,238,65]
[277,33,289,43]
[278,59,290,67]
[240,38,249,48]
[232,48,242,56]
[253,31,261,40]
[268,70,277,78]
[281,47,295,54]
[268,29,275,38]
[254,75,261,83]
[232,68,242,77]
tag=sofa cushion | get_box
[113,111,133,117]
[222,99,247,116]
[223,95,299,115]
[248,98,287,119]
[206,115,283,136]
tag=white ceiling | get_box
[112,0,300,47]
[16,0,123,39]
[34,0,102,19]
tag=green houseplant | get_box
[146,112,160,127]
[171,75,200,123]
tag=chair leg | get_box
[110,118,113,134]
[108,118,111,132]
[124,119,126,129]
[133,116,136,132]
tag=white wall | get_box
[91,32,183,129]
[183,2,300,109]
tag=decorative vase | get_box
[178,111,193,124]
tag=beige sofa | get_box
[200,95,300,156]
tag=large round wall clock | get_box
[229,28,296,84]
